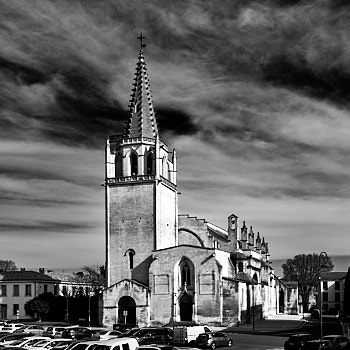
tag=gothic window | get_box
[238,262,244,272]
[180,258,193,287]
[181,262,191,286]
[131,152,138,176]
[162,157,167,178]
[146,152,154,175]
[115,152,122,177]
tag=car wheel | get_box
[211,342,216,349]
[227,339,232,347]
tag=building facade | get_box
[102,48,280,327]
[318,271,347,315]
[0,269,60,320]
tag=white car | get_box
[1,323,25,333]
[15,325,46,335]
[2,336,50,347]
[92,330,122,341]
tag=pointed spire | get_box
[124,49,159,139]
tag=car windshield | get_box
[35,340,50,347]
[123,329,139,336]
[11,339,27,345]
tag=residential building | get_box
[318,271,347,315]
[0,269,60,320]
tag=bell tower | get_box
[105,44,178,287]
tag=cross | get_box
[137,33,146,49]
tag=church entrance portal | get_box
[179,293,193,321]
[118,296,136,325]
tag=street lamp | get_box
[318,251,328,341]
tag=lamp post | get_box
[318,251,328,341]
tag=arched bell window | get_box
[238,262,244,272]
[146,152,154,175]
[115,152,122,177]
[131,152,138,176]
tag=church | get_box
[101,46,286,327]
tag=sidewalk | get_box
[222,314,308,335]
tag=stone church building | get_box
[102,48,282,327]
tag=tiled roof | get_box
[320,271,347,281]
[0,271,60,282]
[124,50,158,139]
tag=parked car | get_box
[322,335,350,349]
[91,330,122,341]
[25,338,74,350]
[43,327,67,339]
[284,334,315,350]
[0,333,34,344]
[2,336,51,348]
[131,328,173,345]
[112,324,137,333]
[61,327,93,341]
[1,324,25,333]
[0,322,8,332]
[118,329,140,338]
[63,341,101,350]
[15,326,46,335]
[300,339,332,349]
[196,332,232,349]
[93,337,139,350]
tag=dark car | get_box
[0,332,34,343]
[284,334,315,350]
[196,332,232,349]
[322,335,350,349]
[300,339,332,349]
[61,327,93,340]
[132,327,173,345]
[113,324,137,333]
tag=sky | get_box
[1,0,350,272]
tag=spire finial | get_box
[137,32,146,50]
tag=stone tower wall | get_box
[108,182,155,286]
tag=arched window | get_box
[180,258,193,287]
[129,251,134,270]
[181,262,191,286]
[238,262,244,272]
[115,152,122,177]
[124,249,135,270]
[131,152,138,176]
[146,152,154,175]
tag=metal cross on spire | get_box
[137,33,146,49]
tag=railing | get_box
[106,174,176,189]
[108,135,167,147]
[107,175,155,184]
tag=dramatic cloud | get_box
[0,0,349,268]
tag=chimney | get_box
[20,268,25,271]
[39,268,45,274]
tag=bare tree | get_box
[282,253,333,311]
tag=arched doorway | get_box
[118,296,136,325]
[279,289,285,313]
[179,293,193,321]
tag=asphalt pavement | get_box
[220,314,308,335]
